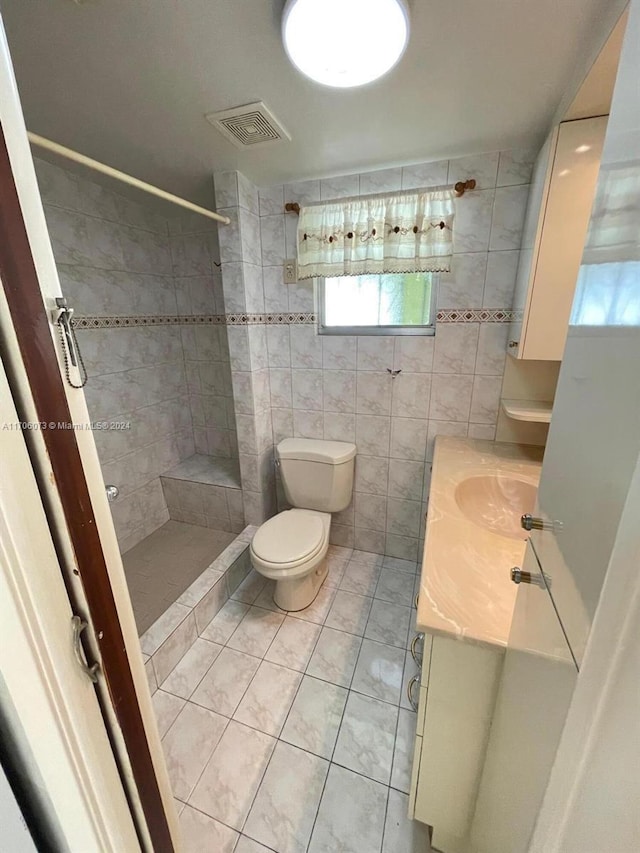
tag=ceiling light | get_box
[575,144,592,153]
[282,0,410,88]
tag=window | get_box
[318,272,436,335]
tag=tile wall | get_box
[215,148,535,558]
[36,158,237,552]
[214,171,278,526]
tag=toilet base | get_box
[274,558,329,611]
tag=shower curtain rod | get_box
[27,133,231,225]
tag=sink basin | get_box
[454,475,537,540]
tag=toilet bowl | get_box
[249,438,357,611]
[250,509,331,611]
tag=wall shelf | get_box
[501,399,553,424]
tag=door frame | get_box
[0,16,178,852]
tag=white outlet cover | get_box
[283,259,298,284]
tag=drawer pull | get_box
[411,632,424,666]
[414,592,419,609]
[407,673,420,711]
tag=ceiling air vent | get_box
[205,102,291,148]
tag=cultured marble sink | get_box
[454,475,537,540]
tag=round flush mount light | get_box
[282,0,410,89]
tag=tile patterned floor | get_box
[124,521,235,633]
[153,546,433,853]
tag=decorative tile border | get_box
[74,309,515,329]
[226,312,317,325]
[73,314,225,329]
[436,309,517,323]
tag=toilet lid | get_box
[252,510,324,564]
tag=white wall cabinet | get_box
[509,116,607,360]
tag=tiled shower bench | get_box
[160,453,244,534]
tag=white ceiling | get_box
[0,0,626,206]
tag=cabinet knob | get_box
[508,340,519,348]
[510,566,548,589]
[521,513,555,531]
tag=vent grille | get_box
[206,102,291,149]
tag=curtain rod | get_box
[27,133,230,226]
[284,178,477,216]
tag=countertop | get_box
[417,437,544,649]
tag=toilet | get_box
[250,438,357,611]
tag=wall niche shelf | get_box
[501,399,553,424]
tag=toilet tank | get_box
[277,439,356,513]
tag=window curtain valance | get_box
[296,190,455,280]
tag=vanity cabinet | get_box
[509,116,607,361]
[409,632,504,853]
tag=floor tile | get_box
[333,692,398,784]
[252,580,286,613]
[382,788,432,852]
[179,804,238,853]
[233,660,302,736]
[145,657,157,695]
[391,708,418,794]
[162,702,228,801]
[375,570,416,606]
[200,598,249,645]
[235,837,273,853]
[325,590,373,636]
[351,639,405,705]
[323,554,349,588]
[350,549,384,567]
[327,545,353,561]
[339,561,381,596]
[177,567,224,609]
[231,570,268,605]
[264,616,321,671]
[244,741,329,853]
[140,601,191,657]
[308,764,387,853]
[281,676,348,759]
[289,585,336,625]
[227,606,286,657]
[365,599,411,648]
[382,556,418,575]
[151,689,185,738]
[189,720,275,831]
[191,647,260,717]
[306,627,362,687]
[160,637,223,699]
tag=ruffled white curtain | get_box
[296,190,455,280]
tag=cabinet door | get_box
[413,636,503,853]
[469,542,577,853]
[517,117,607,360]
[509,129,557,351]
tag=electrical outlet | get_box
[283,259,298,284]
